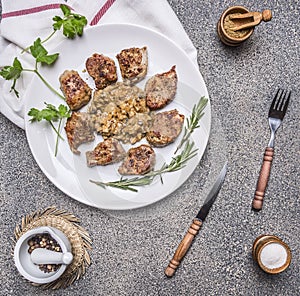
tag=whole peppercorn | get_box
[27,233,62,273]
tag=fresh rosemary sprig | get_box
[90,141,198,192]
[90,176,154,192]
[157,140,198,173]
[175,96,208,153]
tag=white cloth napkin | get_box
[0,0,198,129]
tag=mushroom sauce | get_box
[88,82,152,144]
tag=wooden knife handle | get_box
[165,218,202,277]
[252,147,274,211]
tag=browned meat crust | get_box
[86,53,117,90]
[64,112,95,154]
[145,65,177,110]
[59,70,92,110]
[116,47,148,85]
[86,138,126,167]
[146,109,184,147]
[118,144,155,175]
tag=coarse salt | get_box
[260,242,288,269]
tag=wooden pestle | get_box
[229,10,272,31]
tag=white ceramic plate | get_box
[24,24,211,210]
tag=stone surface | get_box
[0,1,299,295]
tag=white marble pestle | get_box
[31,248,73,265]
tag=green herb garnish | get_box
[175,96,208,153]
[90,176,154,193]
[22,5,87,52]
[0,58,23,97]
[0,4,87,99]
[53,4,87,39]
[28,103,71,156]
[30,38,59,65]
[0,46,63,99]
[90,141,198,192]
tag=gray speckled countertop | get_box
[0,1,299,295]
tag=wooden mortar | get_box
[217,6,272,46]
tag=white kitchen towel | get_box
[0,0,198,129]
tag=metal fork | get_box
[252,89,291,211]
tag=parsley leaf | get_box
[58,104,70,117]
[28,103,71,122]
[60,4,71,17]
[28,103,71,156]
[0,57,23,97]
[53,4,87,39]
[30,38,59,65]
[0,57,23,80]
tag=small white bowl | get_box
[14,226,73,284]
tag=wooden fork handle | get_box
[252,147,274,211]
[165,219,202,277]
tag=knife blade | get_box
[165,162,228,277]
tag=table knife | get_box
[165,162,228,277]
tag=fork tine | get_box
[282,91,291,114]
[274,89,285,110]
[277,89,286,110]
[269,89,281,114]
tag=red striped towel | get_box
[0,0,197,128]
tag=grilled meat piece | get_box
[60,70,92,110]
[146,109,184,147]
[86,138,126,167]
[145,65,177,110]
[116,47,148,85]
[65,112,95,154]
[118,144,155,175]
[86,53,117,90]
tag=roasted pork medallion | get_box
[118,144,156,175]
[65,112,95,154]
[85,53,117,90]
[145,65,178,110]
[116,47,148,85]
[86,138,126,167]
[146,109,184,147]
[59,70,92,110]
